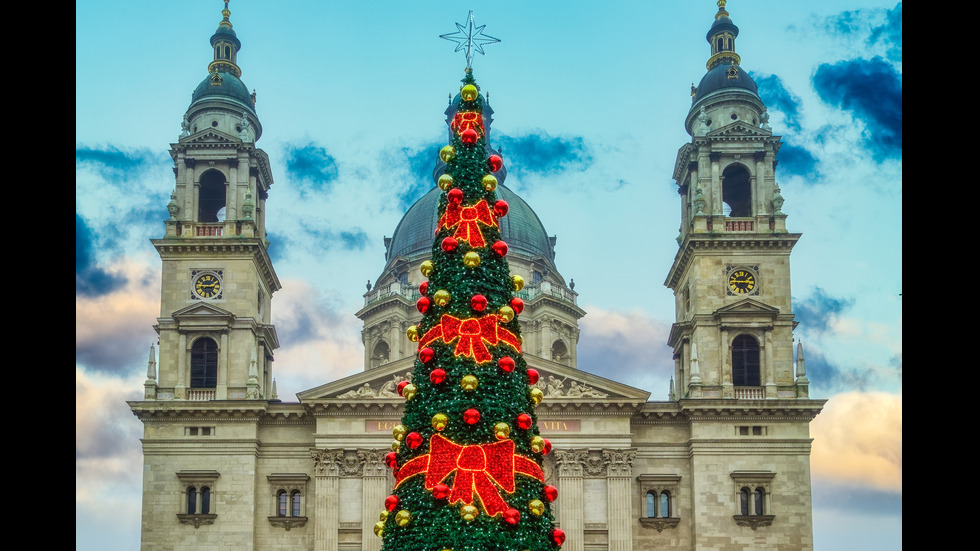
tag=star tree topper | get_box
[439,10,500,68]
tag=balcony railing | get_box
[187,389,216,401]
[196,225,223,237]
[725,219,754,232]
[734,386,764,400]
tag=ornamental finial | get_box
[716,0,729,19]
[440,10,500,69]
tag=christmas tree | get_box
[375,67,565,551]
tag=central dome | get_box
[384,184,556,272]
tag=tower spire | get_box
[208,0,242,78]
[705,0,741,70]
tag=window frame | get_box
[637,474,681,532]
[730,471,775,529]
[176,470,219,528]
[267,473,310,531]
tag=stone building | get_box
[130,2,825,550]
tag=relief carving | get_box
[602,449,636,477]
[358,449,388,477]
[311,449,343,477]
[554,450,587,477]
[335,372,413,399]
[534,376,608,398]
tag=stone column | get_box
[604,450,636,551]
[709,152,721,215]
[312,450,343,551]
[554,450,586,551]
[720,326,733,398]
[175,332,187,399]
[764,327,776,398]
[217,332,229,399]
[359,450,388,551]
[754,151,768,216]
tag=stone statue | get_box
[238,112,251,142]
[771,185,784,215]
[167,191,180,220]
[693,187,706,215]
[366,280,372,291]
[180,115,191,138]
[760,108,771,131]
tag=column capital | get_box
[358,449,389,477]
[602,449,636,478]
[553,450,587,477]
[311,449,343,477]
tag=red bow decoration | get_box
[395,434,544,517]
[451,112,485,137]
[418,314,520,363]
[439,199,497,248]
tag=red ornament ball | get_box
[488,154,503,172]
[429,368,447,385]
[463,408,481,425]
[492,240,508,257]
[543,485,558,502]
[448,187,464,205]
[471,294,488,312]
[406,432,423,449]
[551,528,566,546]
[527,369,540,385]
[502,508,520,525]
[494,200,509,218]
[460,128,478,144]
[385,452,398,469]
[416,296,430,314]
[510,297,524,315]
[441,236,458,252]
[419,347,435,363]
[385,495,400,511]
[419,281,428,295]
[499,356,515,373]
[396,381,409,395]
[543,439,552,455]
[431,483,451,500]
[516,413,532,430]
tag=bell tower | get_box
[148,1,280,402]
[665,0,808,401]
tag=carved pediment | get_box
[171,302,235,320]
[707,121,772,139]
[297,359,650,404]
[183,129,239,145]
[713,298,779,320]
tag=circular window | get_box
[731,113,738,120]
[211,121,218,127]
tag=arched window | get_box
[551,340,568,363]
[200,486,211,514]
[198,170,227,222]
[371,340,390,368]
[224,46,230,59]
[739,487,750,516]
[754,487,765,515]
[646,491,656,518]
[659,491,671,518]
[187,486,197,514]
[190,337,218,388]
[732,334,761,387]
[277,490,288,517]
[721,164,752,217]
[291,491,301,517]
[717,37,724,52]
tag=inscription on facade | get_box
[365,420,399,432]
[538,420,581,433]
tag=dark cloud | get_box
[291,222,370,253]
[812,481,902,516]
[868,3,902,62]
[75,145,166,179]
[794,287,854,333]
[397,141,442,210]
[494,132,593,180]
[76,213,126,297]
[284,142,339,193]
[889,353,902,380]
[813,57,902,161]
[754,73,803,132]
[266,231,286,263]
[76,386,143,460]
[777,143,819,178]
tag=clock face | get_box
[728,270,756,294]
[195,274,221,298]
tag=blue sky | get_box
[76,1,901,549]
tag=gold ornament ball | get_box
[498,305,515,323]
[512,274,525,292]
[420,260,434,277]
[433,289,451,307]
[440,145,456,162]
[482,174,498,191]
[438,173,454,191]
[402,384,417,401]
[529,499,545,516]
[391,440,401,451]
[463,251,481,268]
[461,504,479,521]
[461,374,479,391]
[461,84,479,102]
[407,325,419,341]
[392,424,407,441]
[531,435,545,453]
[432,413,449,431]
[494,422,511,440]
[530,388,544,405]
[373,521,385,537]
[395,509,412,527]
[379,510,389,521]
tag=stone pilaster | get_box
[604,450,636,551]
[359,450,388,551]
[312,450,343,551]
[554,450,587,551]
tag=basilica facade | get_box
[130,2,824,550]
